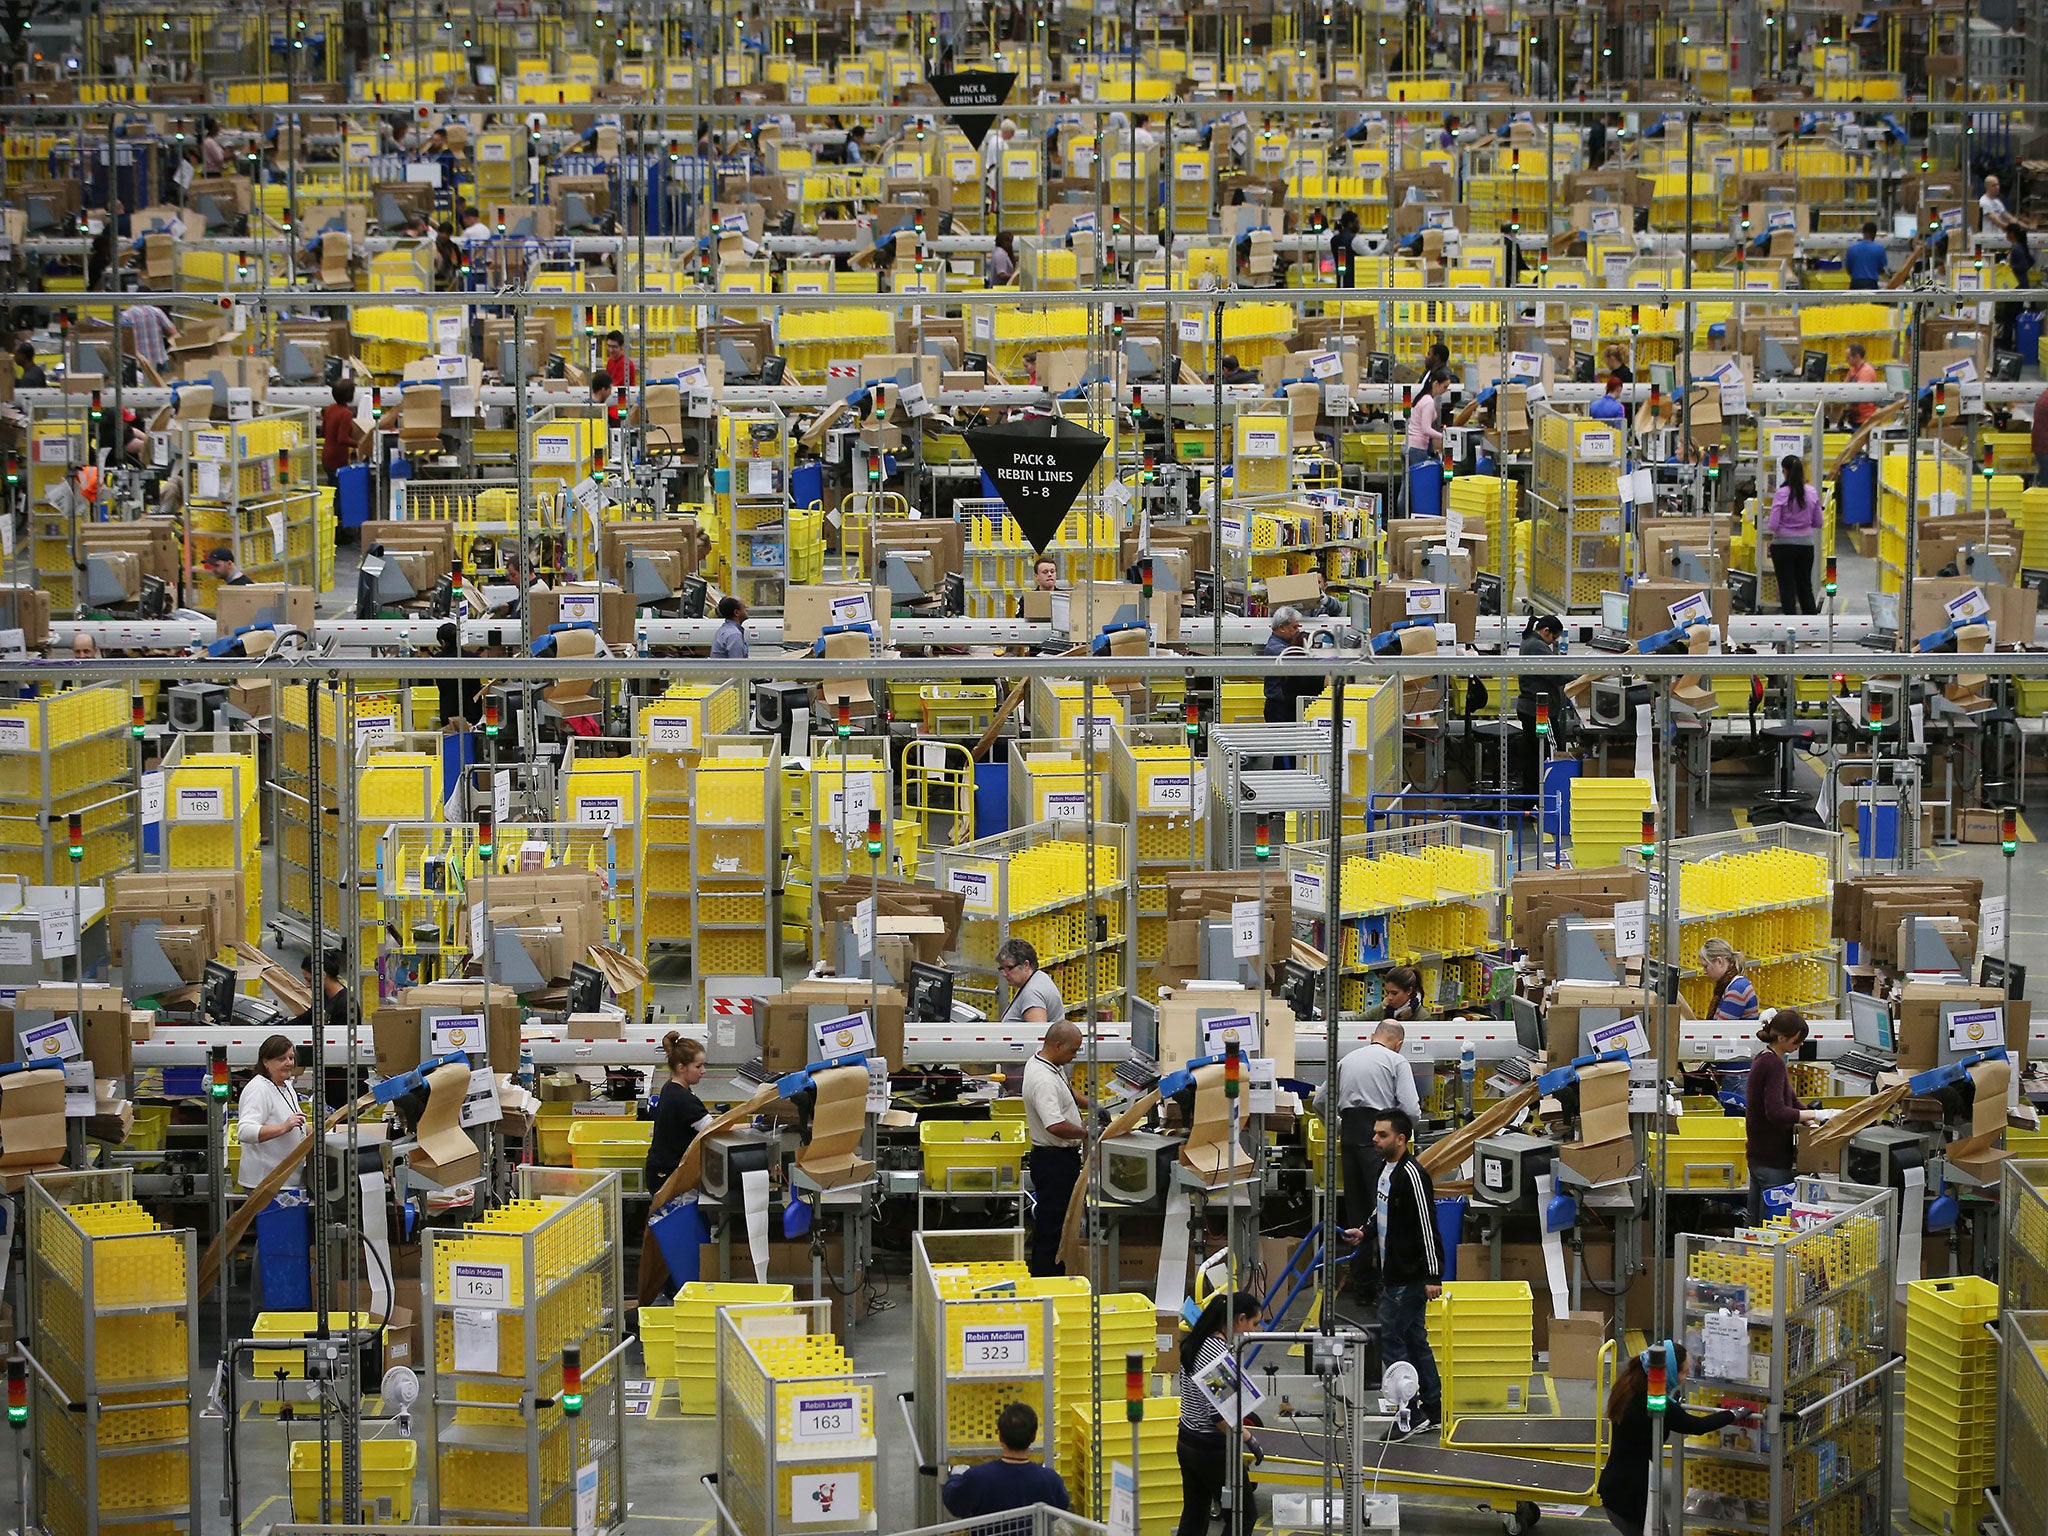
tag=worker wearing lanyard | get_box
[998,938,1064,1024]
[1021,1020,1085,1277]
[238,1035,308,1191]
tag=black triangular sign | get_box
[965,416,1110,555]
[928,70,1017,151]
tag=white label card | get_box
[815,1011,877,1059]
[20,1016,81,1062]
[958,1325,1029,1374]
[1982,895,2008,955]
[1230,900,1262,960]
[447,1260,511,1308]
[1044,791,1087,822]
[946,867,994,912]
[794,1392,861,1440]
[575,796,624,825]
[1613,900,1647,958]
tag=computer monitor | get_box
[1600,590,1630,632]
[1801,350,1830,383]
[678,576,708,619]
[1474,571,1503,616]
[1130,996,1159,1062]
[566,961,604,1016]
[1848,989,1893,1051]
[1884,363,1909,394]
[1868,590,1900,632]
[1280,960,1319,1019]
[1510,994,1544,1054]
[201,959,237,1026]
[758,355,788,386]
[1993,350,2025,382]
[1648,362,1677,396]
[1572,350,1596,384]
[1729,570,1759,616]
[908,961,953,1023]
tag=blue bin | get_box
[791,461,823,511]
[255,1195,312,1311]
[974,760,1009,840]
[2018,309,2043,369]
[1837,457,1876,526]
[1434,1197,1468,1282]
[1405,457,1443,517]
[1856,801,1903,860]
[647,1197,706,1287]
[1541,757,1581,838]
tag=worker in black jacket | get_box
[1598,1342,1750,1536]
[1343,1107,1442,1437]
[1262,607,1326,723]
[1513,613,1567,803]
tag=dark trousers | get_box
[1605,1511,1646,1536]
[1749,1164,1794,1223]
[1027,1145,1081,1276]
[1378,1283,1442,1416]
[1770,541,1818,616]
[1338,1108,1383,1297]
[1176,1425,1252,1536]
[1513,705,1547,800]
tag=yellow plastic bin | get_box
[919,1120,1027,1192]
[290,1437,416,1521]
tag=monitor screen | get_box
[1510,995,1544,1054]
[1600,590,1630,631]
[1130,996,1159,1062]
[1848,990,1893,1051]
[567,962,604,1016]
[201,959,236,1025]
[1868,591,1899,631]
[1883,363,1909,394]
[908,961,953,1024]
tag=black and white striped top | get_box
[1178,1333,1229,1434]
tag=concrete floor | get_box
[194,533,2034,1533]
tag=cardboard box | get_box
[1544,983,1657,1066]
[10,986,132,1078]
[1155,987,1298,1077]
[1627,580,1730,642]
[1958,808,2001,844]
[757,980,907,1074]
[1895,983,2028,1072]
[783,583,890,645]
[216,583,315,635]
[1557,1058,1634,1182]
[1547,1311,1609,1379]
[529,585,636,648]
[1510,866,1647,954]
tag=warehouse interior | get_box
[5,1,2048,1533]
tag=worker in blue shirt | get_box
[1843,221,1889,290]
[942,1404,1070,1518]
[1588,374,1628,423]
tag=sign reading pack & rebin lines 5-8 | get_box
[964,417,1111,555]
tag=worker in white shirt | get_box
[1022,1019,1086,1276]
[1319,999,1421,1308]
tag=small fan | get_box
[380,1366,420,1432]
[1379,1360,1420,1432]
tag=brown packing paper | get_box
[1178,1063,1253,1188]
[408,1061,482,1186]
[0,1068,65,1188]
[795,1064,874,1189]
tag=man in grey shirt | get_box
[1318,990,1423,1307]
[711,595,749,659]
[998,938,1065,1023]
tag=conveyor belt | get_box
[1263,1442,1601,1499]
[1444,1415,1599,1463]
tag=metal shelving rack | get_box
[24,401,92,614]
[0,683,134,885]
[26,1168,200,1536]
[715,1299,884,1536]
[1282,821,1509,1016]
[1529,401,1629,613]
[717,404,793,614]
[634,683,746,953]
[180,406,320,597]
[1657,824,1845,1020]
[926,819,1129,1019]
[1205,721,1339,868]
[689,742,783,987]
[909,1229,1057,1530]
[423,1167,626,1530]
[787,735,900,963]
[276,683,413,957]
[1671,1179,1896,1536]
[1110,724,1209,1004]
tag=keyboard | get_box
[1856,631,1900,651]
[1834,1047,1896,1079]
[1588,629,1633,653]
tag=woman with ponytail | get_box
[636,1033,711,1308]
[1764,455,1823,615]
[1176,1291,1262,1535]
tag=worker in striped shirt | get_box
[120,304,178,375]
[1700,937,1760,1020]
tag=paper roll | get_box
[1896,1166,1925,1299]
[359,1169,394,1314]
[741,1167,771,1285]
[1535,1174,1571,1322]
[1155,1182,1193,1320]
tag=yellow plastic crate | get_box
[566,1119,652,1169]
[290,1438,416,1521]
[918,1120,1027,1192]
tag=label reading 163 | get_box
[794,1394,857,1440]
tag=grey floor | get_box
[197,537,2033,1533]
